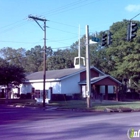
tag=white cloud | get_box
[125,4,140,12]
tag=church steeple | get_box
[74,25,85,69]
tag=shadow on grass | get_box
[49,100,140,111]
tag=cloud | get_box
[125,4,140,12]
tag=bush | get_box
[51,94,67,101]
[73,94,82,100]
[20,94,26,99]
[0,92,4,98]
[65,95,72,100]
[26,93,32,99]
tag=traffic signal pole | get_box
[130,13,140,21]
[28,15,48,108]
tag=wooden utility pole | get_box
[28,15,48,108]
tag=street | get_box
[0,106,140,140]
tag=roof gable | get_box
[79,75,121,85]
[26,66,105,81]
[26,67,84,81]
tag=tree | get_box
[96,20,140,93]
[0,47,27,68]
[25,45,43,72]
[0,45,54,72]
[54,48,77,64]
[26,45,53,72]
[47,55,74,70]
[0,57,9,67]
[0,65,25,87]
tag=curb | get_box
[104,107,133,113]
[2,104,140,113]
[55,108,103,112]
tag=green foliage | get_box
[26,45,53,72]
[25,45,44,72]
[0,47,26,68]
[0,57,9,67]
[0,45,53,72]
[0,64,25,86]
[101,20,140,90]
[47,56,72,70]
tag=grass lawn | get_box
[1,99,140,111]
[49,100,140,111]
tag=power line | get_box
[0,19,26,30]
[49,27,78,35]
[0,0,85,32]
[50,20,81,29]
[52,46,71,50]
[0,20,28,34]
[41,0,87,16]
[0,33,82,45]
[0,40,42,44]
[43,0,101,17]
[48,36,77,42]
[0,0,102,35]
[48,40,73,46]
[0,0,103,51]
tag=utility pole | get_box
[28,15,48,108]
[85,25,91,108]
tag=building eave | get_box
[23,78,61,83]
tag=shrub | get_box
[26,93,32,99]
[20,94,26,99]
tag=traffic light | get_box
[130,21,138,41]
[107,31,113,45]
[127,21,138,41]
[101,33,107,46]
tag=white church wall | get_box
[61,74,80,95]
[50,82,61,94]
[20,81,61,94]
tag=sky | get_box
[0,0,140,51]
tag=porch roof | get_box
[79,75,122,85]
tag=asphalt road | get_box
[0,105,140,140]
